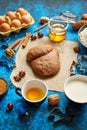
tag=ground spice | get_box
[0,78,7,95]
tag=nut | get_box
[81,14,87,20]
[72,20,87,31]
[48,94,60,106]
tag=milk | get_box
[65,79,87,103]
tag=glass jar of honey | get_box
[48,16,68,43]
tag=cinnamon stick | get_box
[22,33,31,48]
[13,38,25,52]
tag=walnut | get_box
[73,47,80,53]
[48,94,60,106]
[72,20,87,31]
[19,70,26,78]
[81,14,87,20]
[14,75,21,82]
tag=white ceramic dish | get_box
[64,75,87,103]
[16,79,48,103]
[78,24,87,48]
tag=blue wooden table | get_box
[0,0,87,130]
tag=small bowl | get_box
[16,79,48,104]
[0,78,8,98]
[64,75,87,103]
[78,24,87,48]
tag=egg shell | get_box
[16,8,27,16]
[11,19,21,28]
[0,16,6,25]
[21,15,32,24]
[6,11,16,20]
[0,23,10,32]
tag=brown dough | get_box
[26,45,53,62]
[30,48,60,78]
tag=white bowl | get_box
[78,24,87,48]
[64,75,87,103]
[16,79,48,103]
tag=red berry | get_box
[6,103,13,111]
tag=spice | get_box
[0,78,7,95]
[38,32,44,38]
[31,35,37,41]
[14,75,21,82]
[19,70,26,78]
[79,27,87,47]
[13,70,26,82]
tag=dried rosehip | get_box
[38,32,44,38]
[6,103,13,111]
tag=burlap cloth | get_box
[10,36,78,91]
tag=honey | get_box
[49,23,66,42]
[25,87,45,101]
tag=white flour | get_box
[79,27,87,47]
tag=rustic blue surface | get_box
[0,0,87,130]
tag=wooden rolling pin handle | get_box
[7,39,21,49]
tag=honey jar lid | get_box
[61,10,78,21]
